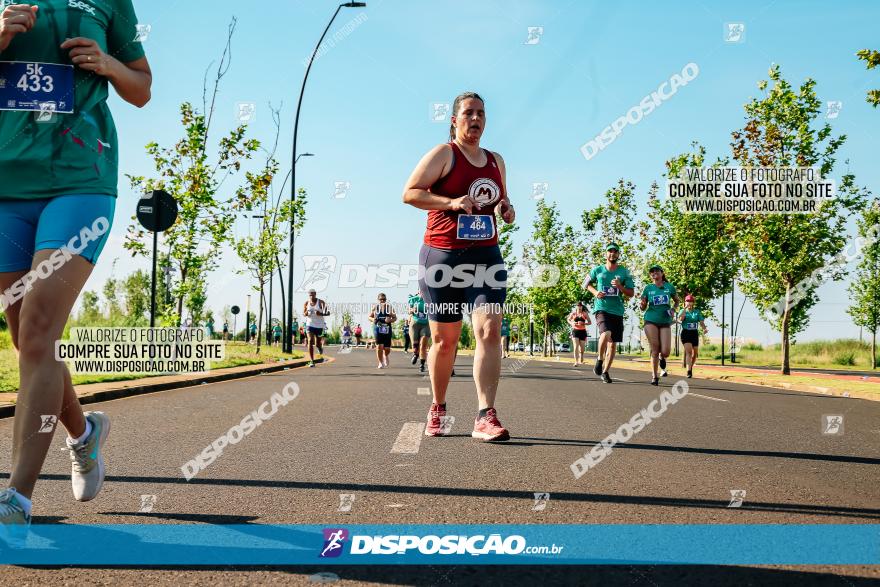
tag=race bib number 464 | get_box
[457,214,495,240]
[0,62,75,113]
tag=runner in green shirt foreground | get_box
[583,243,635,383]
[640,265,680,386]
[0,0,152,541]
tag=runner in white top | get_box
[303,289,330,367]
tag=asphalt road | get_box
[1,346,878,585]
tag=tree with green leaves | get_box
[848,200,880,369]
[642,144,738,321]
[124,19,265,327]
[856,49,880,107]
[234,104,308,353]
[522,201,584,355]
[730,65,869,374]
[120,270,151,326]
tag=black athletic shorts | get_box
[375,332,393,347]
[572,329,587,341]
[681,328,700,347]
[644,320,671,330]
[307,326,324,337]
[594,311,624,343]
[418,244,507,323]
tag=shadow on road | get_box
[5,473,876,521]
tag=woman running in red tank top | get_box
[402,92,516,442]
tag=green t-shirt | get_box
[0,0,145,199]
[273,325,282,335]
[680,309,705,331]
[642,282,676,324]
[409,294,428,324]
[500,318,510,337]
[586,264,634,316]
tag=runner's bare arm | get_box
[493,152,515,224]
[61,38,152,107]
[403,144,474,213]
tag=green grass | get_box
[627,338,877,371]
[0,334,303,394]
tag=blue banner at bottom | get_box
[1,524,877,565]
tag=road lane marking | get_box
[688,392,729,402]
[391,422,425,454]
[417,387,431,395]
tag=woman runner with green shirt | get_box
[678,294,708,378]
[0,1,151,540]
[639,265,680,385]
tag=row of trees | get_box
[504,65,878,372]
[122,20,306,353]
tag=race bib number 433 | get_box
[0,62,75,113]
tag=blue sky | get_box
[94,0,880,344]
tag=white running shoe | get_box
[66,411,110,502]
[0,488,31,547]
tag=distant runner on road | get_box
[640,265,679,385]
[303,289,330,367]
[369,293,396,369]
[409,291,430,372]
[678,294,708,379]
[567,301,592,366]
[584,243,635,383]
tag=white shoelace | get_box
[0,489,24,516]
[66,442,91,472]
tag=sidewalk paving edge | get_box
[0,357,326,419]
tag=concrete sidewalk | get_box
[0,356,327,418]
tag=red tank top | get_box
[423,142,505,250]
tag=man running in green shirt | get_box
[583,243,635,383]
[500,316,511,358]
[409,291,430,372]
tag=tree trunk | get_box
[781,283,792,375]
[175,266,187,327]
[256,280,264,354]
[276,254,286,351]
[543,315,549,357]
[872,327,876,370]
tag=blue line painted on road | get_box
[1,524,877,565]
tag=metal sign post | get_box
[136,190,178,327]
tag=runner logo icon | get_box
[320,528,349,558]
[468,178,501,207]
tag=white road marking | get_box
[391,422,425,454]
[688,392,729,402]
[417,387,431,395]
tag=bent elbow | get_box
[131,90,151,108]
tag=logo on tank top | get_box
[468,178,501,207]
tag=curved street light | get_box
[285,3,366,353]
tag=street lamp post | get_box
[285,2,365,354]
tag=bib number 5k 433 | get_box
[0,62,75,113]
